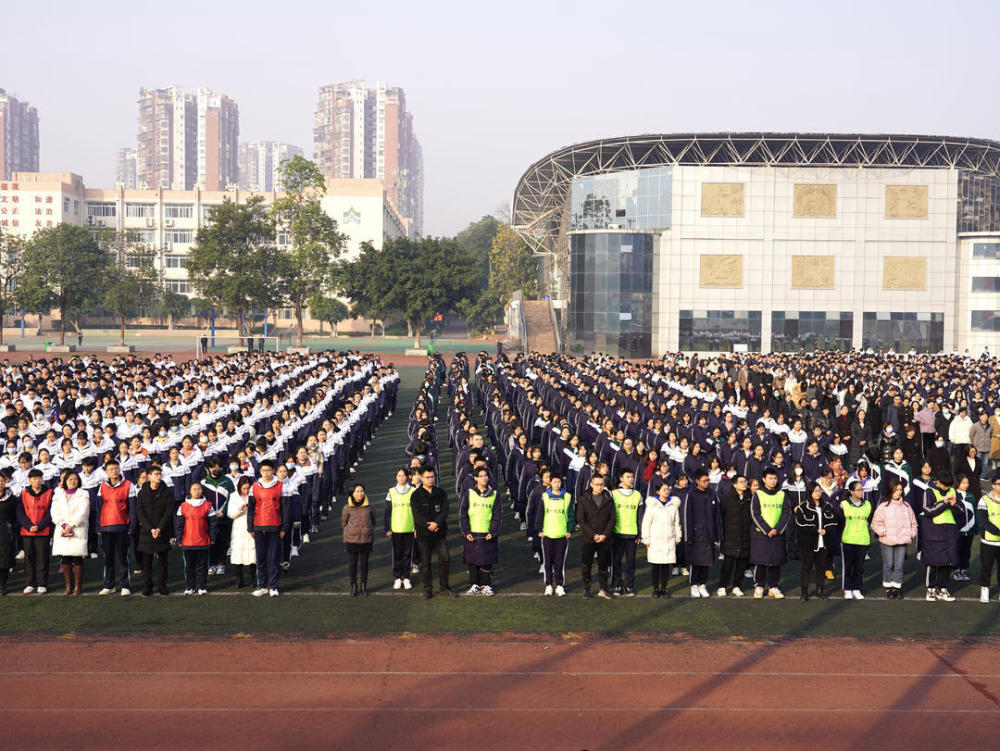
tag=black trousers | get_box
[348,549,370,584]
[468,564,493,587]
[210,522,231,568]
[390,533,414,580]
[141,551,169,595]
[719,554,749,591]
[650,563,671,591]
[980,543,1000,586]
[958,535,974,570]
[611,535,637,589]
[416,535,449,592]
[23,536,50,588]
[841,542,867,591]
[689,564,710,586]
[101,531,130,589]
[928,564,952,589]
[183,549,209,590]
[580,539,611,591]
[800,546,828,591]
[753,564,781,588]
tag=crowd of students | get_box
[0,350,398,597]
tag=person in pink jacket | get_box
[871,480,918,599]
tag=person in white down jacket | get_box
[227,476,257,590]
[50,471,90,595]
[641,482,682,598]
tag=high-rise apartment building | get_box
[0,89,39,181]
[238,141,303,192]
[136,86,238,191]
[314,80,423,235]
[114,147,138,189]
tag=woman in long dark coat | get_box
[0,472,15,596]
[849,410,872,469]
[920,473,968,602]
[750,468,792,597]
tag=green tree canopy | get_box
[186,196,285,341]
[271,156,346,346]
[307,294,349,336]
[0,229,27,345]
[19,223,109,345]
[454,215,499,285]
[97,229,159,346]
[337,236,478,347]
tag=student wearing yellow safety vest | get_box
[384,468,416,591]
[610,469,642,597]
[977,472,1000,603]
[459,466,502,596]
[749,468,792,599]
[533,473,574,596]
[837,480,873,600]
[920,472,965,602]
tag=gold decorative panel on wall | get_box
[699,254,743,287]
[701,183,745,216]
[790,255,835,288]
[885,185,928,219]
[793,184,837,217]
[883,257,927,289]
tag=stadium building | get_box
[511,133,1000,357]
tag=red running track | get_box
[2,635,999,749]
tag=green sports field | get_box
[2,366,1000,637]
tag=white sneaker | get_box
[217,565,225,576]
[36,586,47,594]
[89,552,98,559]
[519,522,527,531]
[120,588,130,597]
[290,546,300,558]
[269,589,279,597]
[981,587,990,603]
[99,587,113,596]
[731,587,745,597]
[844,590,854,599]
[208,566,216,576]
[197,589,208,596]
[752,586,764,599]
[716,587,727,598]
[768,587,784,599]
[853,590,864,600]
[184,589,195,596]
[532,552,540,561]
[681,567,690,576]
[925,589,936,601]
[393,578,403,590]
[481,585,495,596]
[15,550,24,561]
[514,512,521,520]
[544,584,553,596]
[302,534,310,544]
[671,566,679,575]
[698,584,710,598]
[281,561,290,570]
[538,564,544,574]
[744,569,753,579]
[690,585,701,598]
[466,585,481,596]
[402,579,412,590]
[937,589,955,602]
[22,586,34,594]
[252,588,267,597]
[555,585,566,597]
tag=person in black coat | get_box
[750,468,792,597]
[0,471,15,596]
[926,436,952,480]
[716,474,752,596]
[793,483,837,600]
[681,470,718,597]
[136,466,174,596]
[577,474,615,598]
[410,465,452,599]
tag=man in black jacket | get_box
[717,475,752,597]
[577,474,615,599]
[410,466,453,598]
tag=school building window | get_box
[164,255,186,269]
[972,243,1000,259]
[164,281,191,294]
[771,311,853,352]
[164,230,194,244]
[971,277,1000,292]
[679,310,762,352]
[164,204,193,219]
[971,311,1000,331]
[862,312,944,353]
[125,203,155,218]
[87,202,116,217]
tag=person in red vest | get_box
[96,460,136,597]
[248,460,288,597]
[174,482,219,596]
[18,469,53,594]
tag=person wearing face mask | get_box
[794,482,837,600]
[0,470,15,595]
[781,463,808,561]
[871,480,918,599]
[920,472,966,601]
[201,458,235,578]
[926,435,952,480]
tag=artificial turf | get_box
[2,366,1000,638]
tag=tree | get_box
[307,294,349,336]
[459,286,504,336]
[454,215,499,287]
[489,224,538,300]
[155,290,191,329]
[337,236,478,348]
[271,156,346,346]
[19,224,109,345]
[97,229,159,346]
[0,230,27,346]
[186,197,285,345]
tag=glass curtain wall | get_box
[679,310,762,352]
[771,311,853,352]
[861,312,944,352]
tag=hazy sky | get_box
[3,0,999,236]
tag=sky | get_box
[3,0,999,237]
